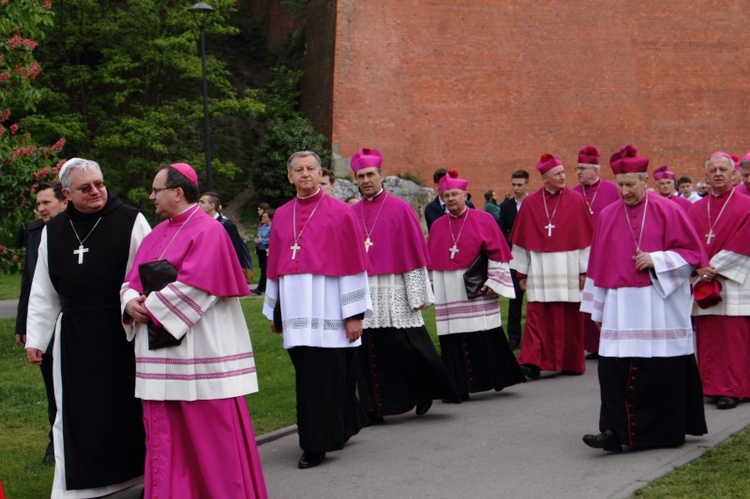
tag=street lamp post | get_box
[189,2,214,191]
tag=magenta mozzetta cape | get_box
[125,205,250,297]
[587,192,706,289]
[351,191,430,275]
[572,178,620,220]
[428,208,512,270]
[688,189,750,259]
[267,189,369,278]
[510,187,593,252]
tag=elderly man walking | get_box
[511,154,593,380]
[572,145,620,360]
[581,145,707,452]
[688,152,750,410]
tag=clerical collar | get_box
[169,203,200,224]
[448,206,469,218]
[364,188,385,202]
[631,191,648,207]
[585,178,601,187]
[544,187,562,196]
[297,188,322,200]
[711,188,731,198]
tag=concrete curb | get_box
[257,424,297,446]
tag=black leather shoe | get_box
[415,400,432,416]
[585,352,599,360]
[717,397,739,409]
[520,364,541,380]
[583,430,622,452]
[298,451,326,469]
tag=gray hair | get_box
[59,158,103,189]
[704,155,733,172]
[287,151,322,172]
[638,172,648,181]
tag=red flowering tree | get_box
[1,0,64,272]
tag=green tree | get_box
[251,66,330,206]
[1,0,64,273]
[23,0,263,214]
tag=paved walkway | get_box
[5,299,749,498]
[257,362,750,499]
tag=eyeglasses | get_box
[75,181,106,194]
[151,186,177,195]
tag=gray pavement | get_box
[258,363,750,499]
[0,299,17,319]
[5,299,749,498]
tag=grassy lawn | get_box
[0,272,21,300]
[1,294,749,497]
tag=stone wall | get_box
[334,176,434,234]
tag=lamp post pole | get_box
[189,3,214,191]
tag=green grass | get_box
[0,272,21,300]
[1,295,748,498]
[634,426,750,497]
[0,318,56,498]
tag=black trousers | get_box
[288,346,367,453]
[256,248,268,292]
[505,269,524,344]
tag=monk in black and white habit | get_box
[26,158,151,498]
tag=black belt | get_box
[60,293,120,313]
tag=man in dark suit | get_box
[16,180,68,465]
[425,168,447,231]
[198,192,254,283]
[498,169,530,349]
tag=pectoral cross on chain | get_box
[364,237,373,253]
[290,243,300,259]
[74,244,89,264]
[545,223,555,237]
[449,244,459,260]
[705,230,715,244]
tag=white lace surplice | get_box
[365,267,433,329]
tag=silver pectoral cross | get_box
[705,229,715,244]
[290,242,300,259]
[449,244,459,259]
[545,223,555,237]
[364,237,373,253]
[74,244,89,264]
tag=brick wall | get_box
[300,0,337,140]
[327,0,750,198]
[244,0,301,44]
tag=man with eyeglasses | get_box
[572,145,620,360]
[25,158,151,498]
